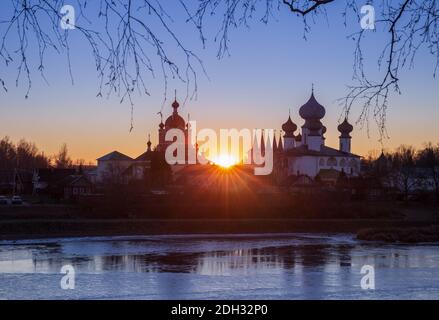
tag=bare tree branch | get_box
[0,0,206,130]
[282,0,335,16]
[0,0,438,138]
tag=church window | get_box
[327,157,337,167]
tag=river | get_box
[0,233,439,299]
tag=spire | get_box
[157,111,164,129]
[147,133,152,152]
[172,90,179,113]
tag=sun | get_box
[212,154,239,169]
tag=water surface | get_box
[0,233,438,299]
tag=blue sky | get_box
[1,1,438,161]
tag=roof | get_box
[36,168,76,182]
[284,145,361,158]
[165,113,186,129]
[58,175,92,187]
[135,150,154,161]
[97,151,133,161]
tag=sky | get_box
[1,1,438,163]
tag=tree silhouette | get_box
[54,143,72,168]
[0,136,50,169]
[418,142,439,202]
[0,0,438,136]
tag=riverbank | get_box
[357,225,439,243]
[1,218,437,241]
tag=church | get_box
[95,89,361,185]
[95,97,192,184]
[274,89,361,180]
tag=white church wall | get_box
[287,155,361,178]
[287,156,319,177]
[284,137,295,150]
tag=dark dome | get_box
[307,119,323,135]
[322,125,327,134]
[282,116,297,134]
[172,99,180,109]
[165,98,186,129]
[299,92,325,120]
[338,118,353,137]
[165,114,185,129]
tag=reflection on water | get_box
[0,234,439,299]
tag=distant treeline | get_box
[363,143,439,200]
[0,136,84,170]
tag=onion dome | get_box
[282,116,297,137]
[165,114,185,129]
[307,119,323,136]
[338,118,353,138]
[322,125,327,135]
[299,91,325,120]
[172,99,180,110]
[295,133,302,142]
[165,99,186,129]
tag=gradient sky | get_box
[1,1,438,163]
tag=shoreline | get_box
[1,218,437,241]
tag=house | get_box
[33,168,76,195]
[59,175,93,200]
[33,167,92,200]
[96,151,134,183]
